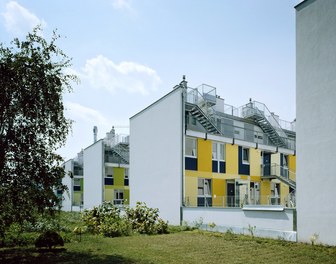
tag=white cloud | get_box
[65,101,109,126]
[111,0,132,11]
[2,1,46,35]
[80,55,162,95]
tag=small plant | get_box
[193,217,203,229]
[310,233,319,246]
[208,222,216,230]
[248,224,256,239]
[35,230,64,250]
[226,228,234,236]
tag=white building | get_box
[130,78,297,240]
[61,127,130,211]
[296,0,336,246]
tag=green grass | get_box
[1,231,336,264]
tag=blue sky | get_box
[0,0,301,160]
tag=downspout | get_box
[180,76,187,225]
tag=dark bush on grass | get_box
[35,230,64,249]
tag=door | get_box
[227,182,235,207]
[263,152,271,176]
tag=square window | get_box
[185,137,197,157]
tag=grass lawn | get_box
[1,231,336,264]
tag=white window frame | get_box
[198,178,212,197]
[242,147,250,164]
[185,137,197,157]
[212,142,225,161]
[114,189,124,205]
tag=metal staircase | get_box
[242,102,288,148]
[188,104,222,135]
[185,85,222,135]
[262,163,296,189]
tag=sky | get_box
[0,0,302,160]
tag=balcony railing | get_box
[184,194,296,209]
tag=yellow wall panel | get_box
[114,167,125,186]
[197,138,212,172]
[213,179,225,207]
[226,144,238,175]
[124,189,130,205]
[271,153,280,165]
[104,188,114,201]
[280,183,289,205]
[250,149,261,176]
[185,176,198,206]
[288,155,296,181]
[260,180,271,205]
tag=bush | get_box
[35,230,64,250]
[82,201,169,237]
[125,202,169,235]
[82,202,130,237]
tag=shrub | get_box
[35,230,64,249]
[82,201,169,237]
[82,202,129,237]
[125,202,169,235]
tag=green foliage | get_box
[35,230,64,250]
[0,26,78,239]
[125,202,168,235]
[82,201,169,237]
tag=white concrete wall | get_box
[62,159,73,211]
[130,88,183,225]
[84,140,104,209]
[296,0,336,246]
[183,207,296,241]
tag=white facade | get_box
[84,140,104,209]
[296,0,336,245]
[130,88,183,224]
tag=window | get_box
[185,137,197,157]
[242,147,249,164]
[124,168,129,186]
[219,143,225,161]
[106,167,114,177]
[283,154,288,167]
[73,178,81,191]
[212,142,217,160]
[212,142,225,161]
[198,178,211,196]
[114,190,124,205]
[191,117,197,125]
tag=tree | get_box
[0,27,77,238]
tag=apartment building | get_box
[130,77,296,239]
[61,127,130,211]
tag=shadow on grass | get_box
[0,247,137,264]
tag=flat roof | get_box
[295,0,317,11]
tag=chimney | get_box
[93,126,98,143]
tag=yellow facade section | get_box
[250,148,261,176]
[197,138,212,172]
[114,167,125,186]
[226,144,238,175]
[288,155,296,181]
[280,183,289,204]
[185,176,198,207]
[213,179,225,207]
[124,189,130,205]
[271,153,280,165]
[104,187,114,201]
[260,180,271,205]
[73,192,82,206]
